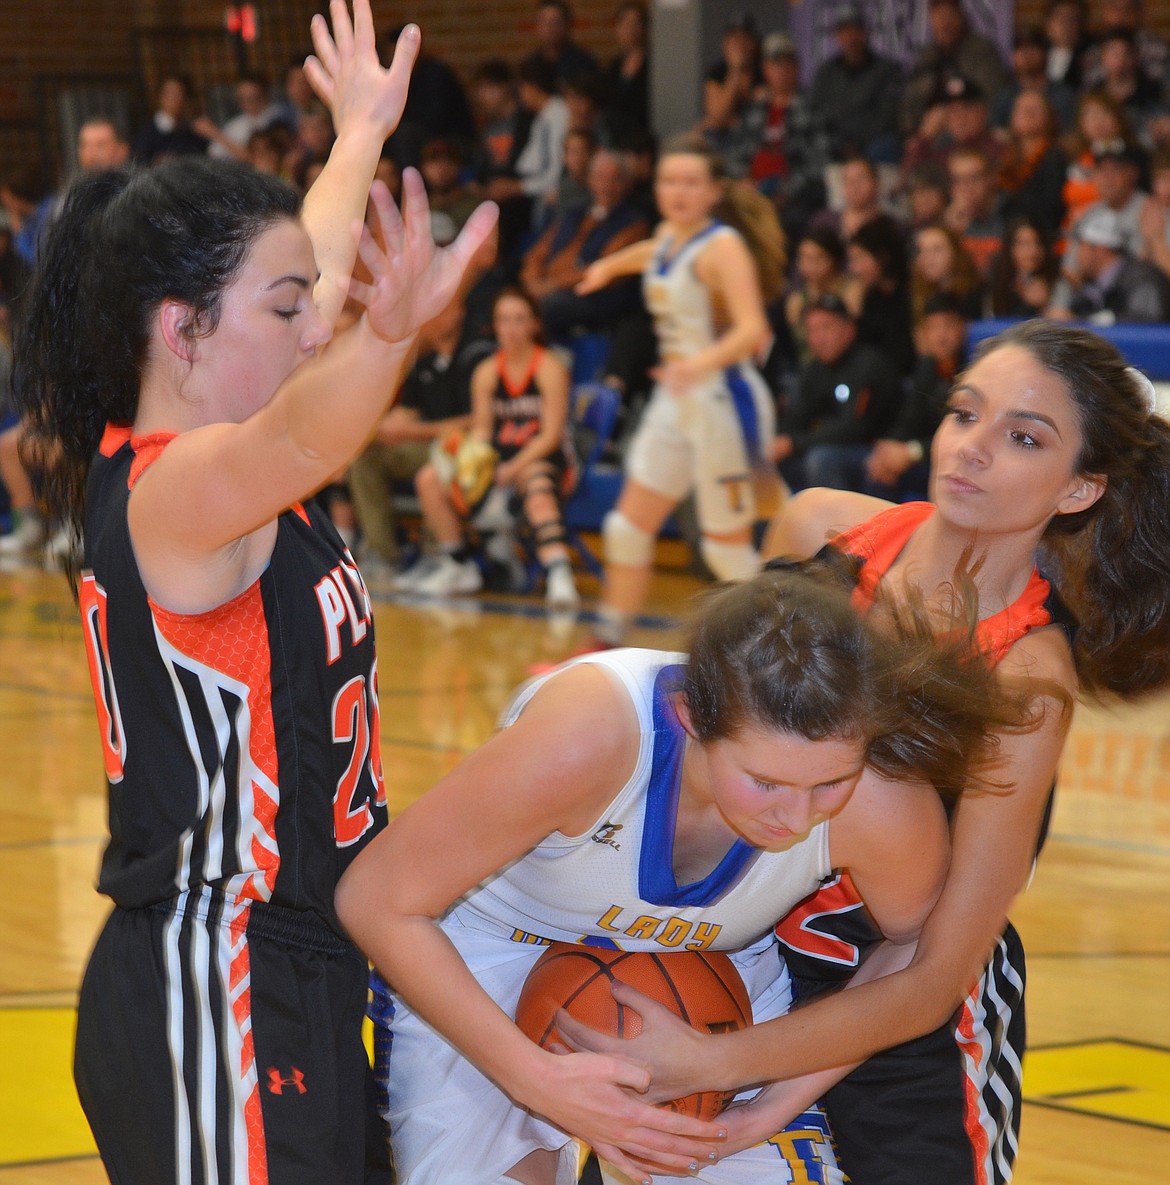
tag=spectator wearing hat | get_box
[808,6,904,164]
[990,24,1077,133]
[901,0,1007,138]
[1049,204,1170,322]
[784,225,861,368]
[769,292,902,493]
[519,147,650,336]
[698,13,762,155]
[1050,139,1149,311]
[728,32,831,242]
[903,73,1003,178]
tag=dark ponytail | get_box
[13,157,300,587]
[978,320,1170,698]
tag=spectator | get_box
[903,163,951,231]
[989,213,1062,317]
[901,0,1007,137]
[521,0,599,88]
[1080,0,1169,94]
[131,74,209,165]
[862,291,967,500]
[698,12,762,156]
[770,292,902,493]
[1060,88,1140,232]
[1045,0,1090,89]
[808,5,904,164]
[348,299,491,579]
[903,73,1003,178]
[546,128,597,226]
[730,32,831,243]
[990,24,1077,133]
[471,58,531,187]
[283,101,335,191]
[268,57,317,136]
[1093,26,1164,132]
[198,72,280,162]
[601,2,649,141]
[520,147,650,336]
[247,126,291,179]
[784,226,859,368]
[1052,203,1170,323]
[998,89,1068,234]
[1051,139,1149,310]
[847,213,917,377]
[815,157,891,243]
[911,222,986,321]
[1138,147,1170,282]
[945,146,1006,277]
[563,71,617,147]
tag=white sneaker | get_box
[390,555,441,592]
[545,562,580,610]
[412,553,483,597]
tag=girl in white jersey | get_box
[337,557,1028,1185]
[574,136,785,647]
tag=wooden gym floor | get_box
[0,540,1167,1185]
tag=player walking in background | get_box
[337,557,1030,1185]
[12,3,496,1181]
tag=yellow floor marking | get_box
[1024,1041,1170,1129]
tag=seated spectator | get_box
[1061,89,1141,234]
[1138,148,1170,283]
[421,139,481,247]
[1093,26,1164,132]
[198,72,280,162]
[729,32,831,242]
[1045,0,1090,90]
[601,1,649,143]
[519,147,650,337]
[784,226,860,368]
[268,58,316,137]
[911,222,986,321]
[901,0,1007,138]
[349,299,491,579]
[132,74,209,165]
[1050,139,1149,310]
[563,71,619,148]
[813,157,891,243]
[846,213,917,377]
[809,5,903,164]
[542,128,597,231]
[283,101,335,191]
[1080,0,1169,96]
[247,126,291,178]
[903,163,951,231]
[988,213,1062,316]
[697,12,761,157]
[998,89,1068,234]
[470,58,534,259]
[990,24,1077,133]
[396,288,580,607]
[945,146,1006,276]
[769,292,902,492]
[903,73,1003,179]
[862,292,967,500]
[521,0,599,90]
[1048,204,1170,323]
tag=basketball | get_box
[514,944,752,1120]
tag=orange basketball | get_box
[514,944,752,1120]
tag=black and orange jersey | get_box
[491,347,545,460]
[80,425,386,929]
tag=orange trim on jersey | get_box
[291,501,311,526]
[128,431,179,489]
[496,345,545,398]
[832,501,1054,666]
[99,423,133,457]
[149,581,281,901]
[956,999,992,1185]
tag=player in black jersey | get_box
[556,320,1170,1184]
[12,4,497,1183]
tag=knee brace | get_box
[700,537,760,582]
[603,509,655,566]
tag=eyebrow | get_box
[265,273,314,292]
[749,765,865,789]
[952,382,1064,439]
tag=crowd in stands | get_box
[4,0,1170,596]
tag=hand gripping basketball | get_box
[515,943,752,1121]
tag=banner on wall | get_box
[788,0,1015,85]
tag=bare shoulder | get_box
[831,767,944,866]
[998,622,1079,701]
[537,345,571,385]
[764,488,893,561]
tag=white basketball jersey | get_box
[449,648,832,954]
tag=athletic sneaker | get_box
[390,555,442,592]
[411,553,483,597]
[0,514,43,555]
[545,562,580,610]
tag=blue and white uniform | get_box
[373,649,844,1185]
[625,223,776,535]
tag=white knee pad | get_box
[603,509,655,566]
[700,537,760,582]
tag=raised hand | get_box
[304,0,417,144]
[348,172,498,347]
